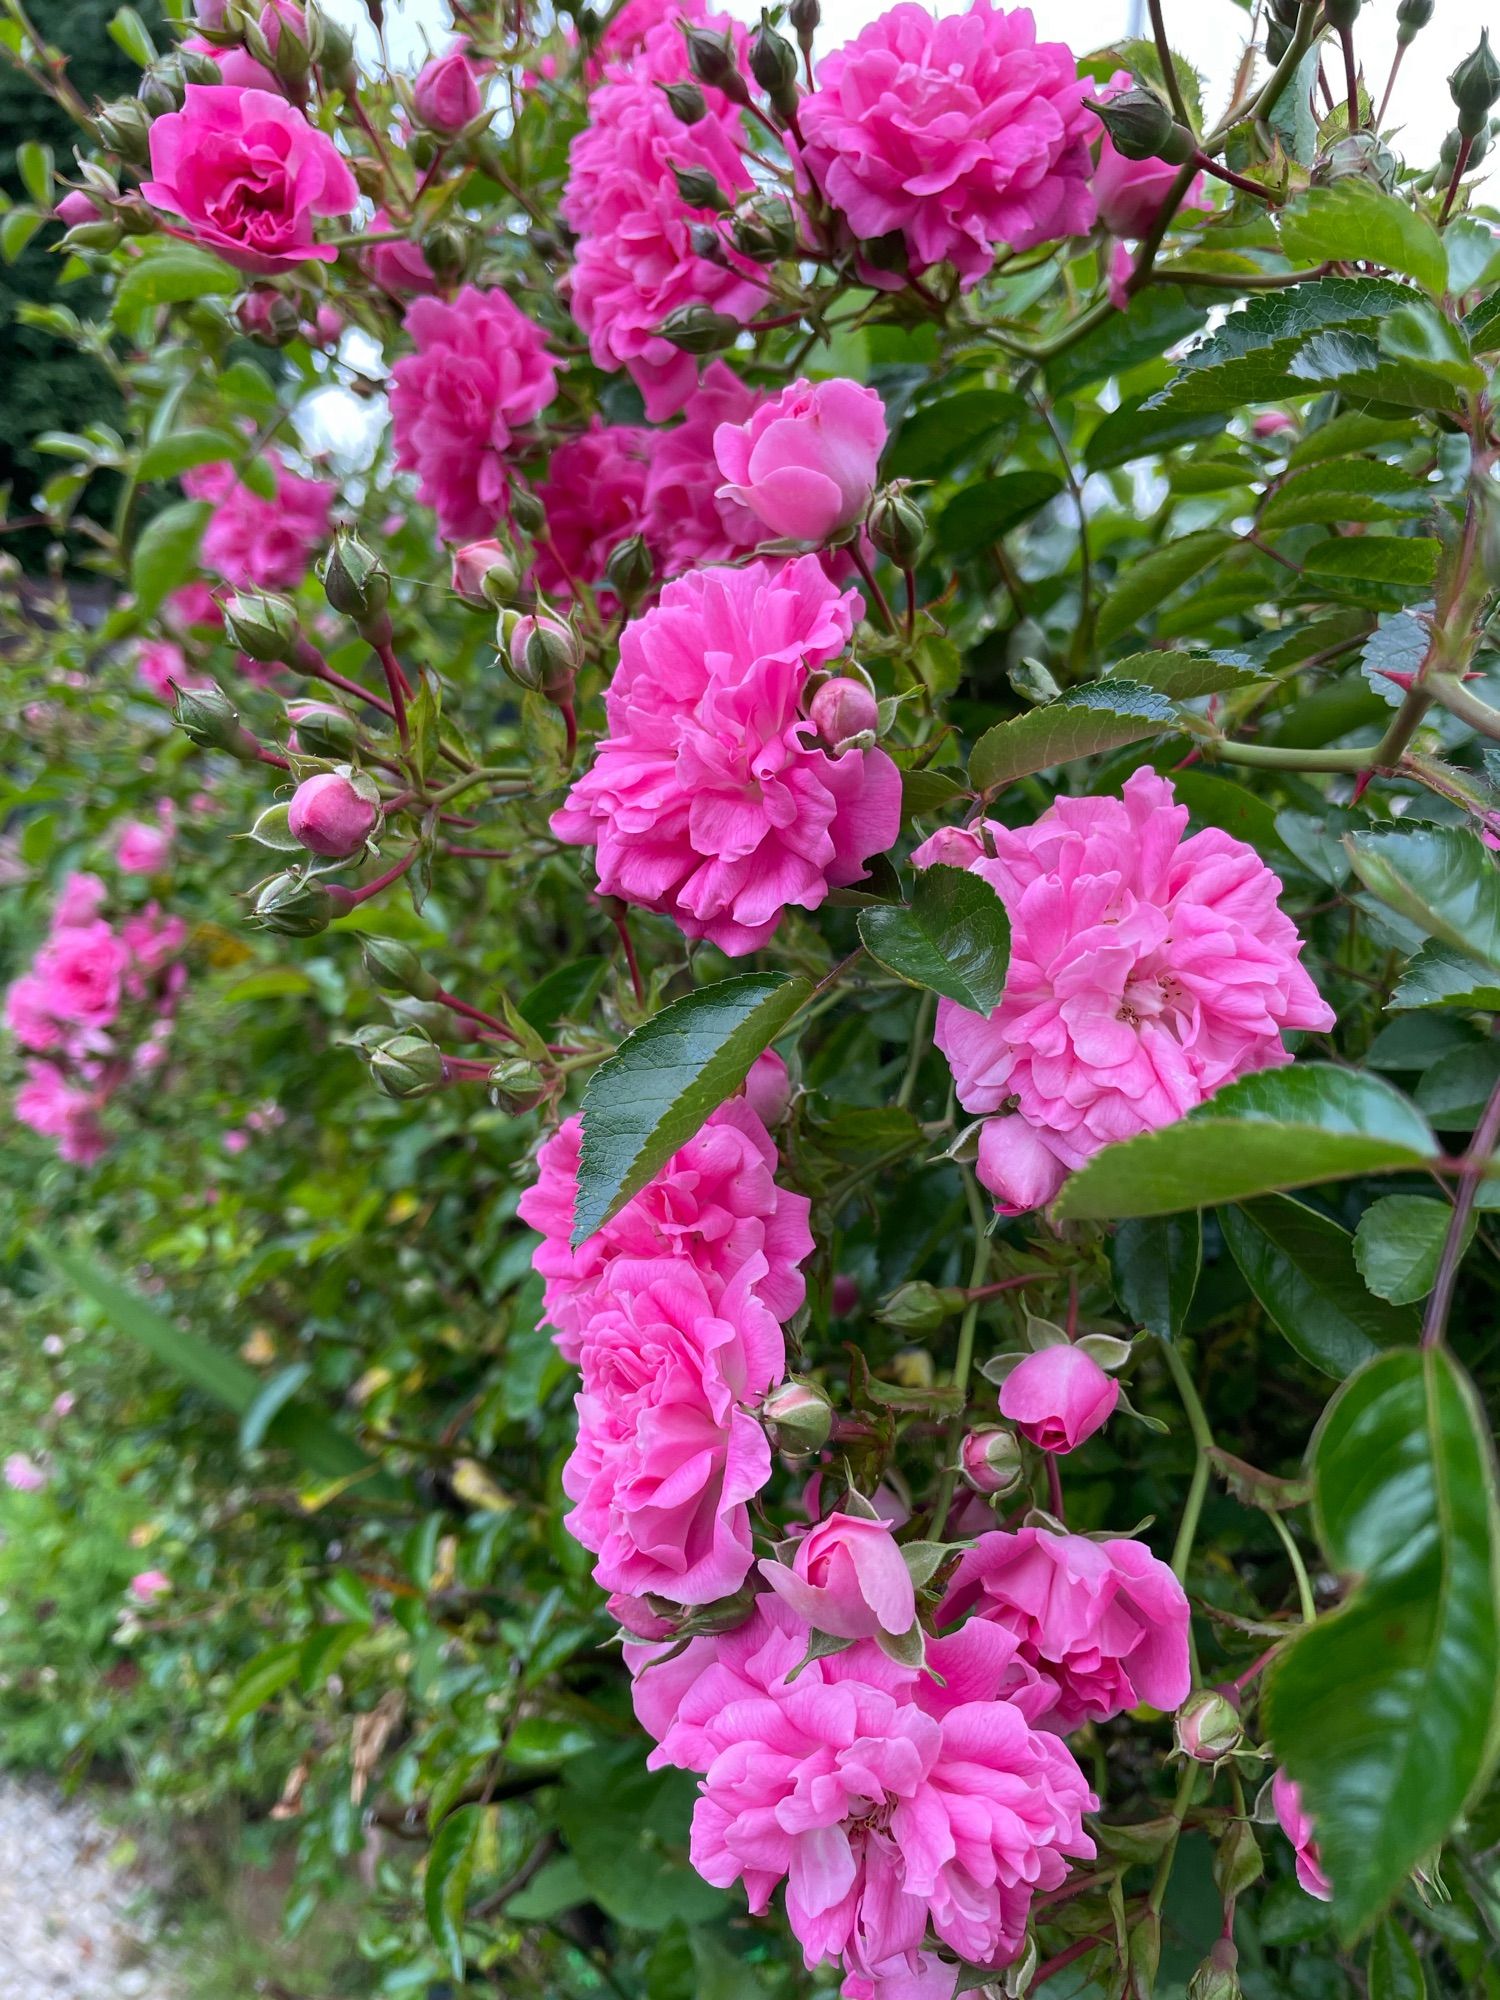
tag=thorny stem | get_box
[1440,133,1475,227]
[1194,150,1285,205]
[1338,24,1360,132]
[1148,0,1194,128]
[1423,1063,1500,1348]
[849,539,898,635]
[1204,0,1322,150]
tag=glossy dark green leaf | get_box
[1048,284,1206,397]
[518,956,608,1035]
[1264,1347,1500,1938]
[1149,277,1410,414]
[1054,1066,1441,1220]
[1222,1196,1418,1377]
[1096,532,1235,646]
[112,241,238,322]
[938,471,1062,559]
[1109,1214,1202,1339]
[1414,1042,1500,1130]
[425,1803,482,1979]
[1367,1916,1428,2000]
[1104,651,1262,700]
[1349,826,1500,969]
[1279,183,1447,296]
[1083,399,1224,473]
[1353,1194,1470,1307]
[969,681,1178,796]
[887,387,1021,480]
[1288,329,1466,416]
[1390,940,1500,1012]
[574,973,812,1243]
[556,1759,723,1931]
[1302,537,1440,588]
[1261,459,1429,532]
[858,864,1010,1014]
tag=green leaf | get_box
[1096,532,1235,646]
[1391,940,1500,1012]
[1263,1346,1500,1939]
[1415,1041,1500,1131]
[887,387,1021,480]
[138,428,242,482]
[240,1362,314,1454]
[858,864,1010,1014]
[938,471,1061,559]
[1367,1917,1428,2000]
[1354,1194,1470,1307]
[506,1857,587,1921]
[1053,1066,1442,1220]
[224,1641,303,1729]
[113,242,238,322]
[1149,277,1412,414]
[299,1621,362,1689]
[1302,536,1440,588]
[968,681,1179,795]
[1379,303,1484,392]
[1103,650,1262,700]
[1279,183,1447,296]
[1349,825,1500,968]
[1083,398,1224,474]
[425,1803,482,1980]
[0,207,44,263]
[1261,459,1430,531]
[518,956,609,1035]
[16,140,53,207]
[1048,284,1207,398]
[1109,1214,1202,1339]
[107,3,157,63]
[1222,1196,1419,1377]
[556,1758,723,1932]
[1287,328,1466,417]
[1288,411,1412,469]
[574,973,812,1244]
[128,499,209,616]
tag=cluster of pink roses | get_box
[183,451,336,593]
[5,869,186,1164]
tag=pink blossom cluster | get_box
[916,768,1334,1213]
[552,556,901,954]
[183,453,336,593]
[6,870,187,1165]
[561,0,761,417]
[519,1063,812,1606]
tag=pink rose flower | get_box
[997,1344,1118,1454]
[810,677,879,750]
[55,189,97,227]
[412,47,482,134]
[389,284,558,540]
[115,812,174,876]
[28,921,130,1042]
[4,1453,47,1492]
[137,638,205,703]
[742,1048,792,1126]
[183,453,335,591]
[1091,71,1211,238]
[517,1095,812,1362]
[796,1,1097,290]
[52,873,108,929]
[714,378,888,545]
[916,768,1334,1213]
[563,1258,785,1605]
[129,1569,172,1604]
[551,556,902,954]
[760,1512,917,1639]
[940,1526,1191,1732]
[364,206,442,298]
[141,84,358,273]
[182,33,282,92]
[640,361,765,576]
[1271,1770,1333,1901]
[14,1063,108,1164]
[287,771,378,857]
[532,422,650,601]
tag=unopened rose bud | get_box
[661,78,706,123]
[868,484,926,568]
[960,1426,1025,1497]
[286,699,360,757]
[733,194,797,261]
[689,220,729,263]
[1440,120,1492,170]
[309,303,343,348]
[1451,31,1500,133]
[322,529,391,633]
[254,869,335,936]
[174,681,260,758]
[312,3,356,86]
[257,0,320,85]
[876,1281,964,1335]
[1088,85,1194,164]
[488,1056,546,1112]
[509,487,545,537]
[658,302,741,354]
[287,770,379,857]
[506,612,579,699]
[95,98,152,166]
[362,934,441,1000]
[138,54,189,117]
[451,538,519,607]
[368,1029,445,1098]
[1175,1689,1244,1763]
[350,154,386,199]
[422,219,471,280]
[763,1378,833,1455]
[604,532,654,608]
[55,189,100,227]
[1323,0,1359,29]
[224,588,300,663]
[1396,0,1432,43]
[62,218,124,252]
[1187,1941,1241,2000]
[412,47,481,135]
[672,160,730,210]
[181,43,224,82]
[749,11,799,114]
[681,19,748,101]
[1311,129,1397,188]
[678,1580,758,1635]
[809,675,878,751]
[237,287,301,345]
[789,0,819,54]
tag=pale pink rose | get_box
[641,361,765,576]
[141,84,357,273]
[940,1526,1191,1732]
[450,538,514,605]
[532,423,650,601]
[714,378,887,545]
[760,1512,916,1639]
[742,1049,792,1126]
[1272,1770,1333,1901]
[1091,71,1211,238]
[796,2,1097,290]
[363,207,442,298]
[518,1097,812,1362]
[14,1063,109,1163]
[115,812,174,876]
[52,873,108,929]
[551,557,902,954]
[129,1569,171,1604]
[997,1344,1118,1454]
[287,772,377,857]
[28,921,130,1041]
[563,1258,785,1605]
[413,47,482,133]
[183,454,335,591]
[4,1453,47,1492]
[389,285,558,540]
[917,768,1334,1214]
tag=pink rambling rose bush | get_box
[916,767,1334,1213]
[364,206,442,299]
[796,0,1097,289]
[639,360,765,574]
[714,377,888,545]
[759,1510,917,1639]
[532,422,650,601]
[140,84,358,273]
[183,454,336,593]
[551,556,902,953]
[389,284,560,541]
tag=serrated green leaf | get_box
[1103,650,1262,700]
[1348,825,1500,968]
[968,681,1178,795]
[1109,1214,1202,1339]
[938,470,1061,559]
[425,1803,481,1980]
[1390,939,1500,1012]
[1354,1193,1470,1307]
[1054,1066,1442,1220]
[1287,411,1412,469]
[1279,183,1447,296]
[574,973,812,1243]
[1083,398,1224,473]
[1222,1195,1419,1377]
[1096,532,1235,645]
[1302,536,1440,587]
[1149,277,1412,415]
[1049,284,1207,398]
[1263,1347,1500,1939]
[1289,329,1466,416]
[1261,459,1431,531]
[857,864,1010,1014]
[1414,1041,1500,1130]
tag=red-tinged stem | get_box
[849,540,897,636]
[902,566,917,642]
[1440,133,1475,226]
[255,746,291,770]
[1339,24,1360,131]
[326,846,418,910]
[1224,1641,1284,1698]
[374,637,414,699]
[435,986,519,1044]
[610,904,646,1006]
[961,1273,1050,1303]
[373,640,410,746]
[293,642,397,722]
[1046,1455,1066,1522]
[1027,1935,1109,1993]
[442,845,513,860]
[1423,1063,1500,1347]
[1376,40,1406,129]
[1193,150,1285,205]
[559,699,578,768]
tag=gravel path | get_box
[0,1780,177,2000]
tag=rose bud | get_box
[867,483,926,567]
[287,771,379,858]
[1188,1941,1242,2000]
[758,1512,916,1640]
[55,189,99,226]
[1175,1689,1244,1763]
[310,303,343,347]
[285,699,360,758]
[960,1425,1025,1497]
[809,675,879,751]
[253,869,334,936]
[743,1047,791,1124]
[714,376,887,544]
[412,47,482,136]
[368,1029,445,1099]
[505,612,579,699]
[236,287,301,345]
[607,1592,677,1641]
[762,1378,833,1456]
[830,1273,860,1318]
[362,935,440,1002]
[487,1056,546,1112]
[997,1343,1119,1455]
[451,538,520,607]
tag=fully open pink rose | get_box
[116,808,175,877]
[1272,1770,1333,1901]
[998,1344,1118,1454]
[14,1064,109,1163]
[640,361,765,576]
[760,1513,917,1639]
[532,422,650,601]
[364,206,442,298]
[141,85,358,273]
[715,379,888,545]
